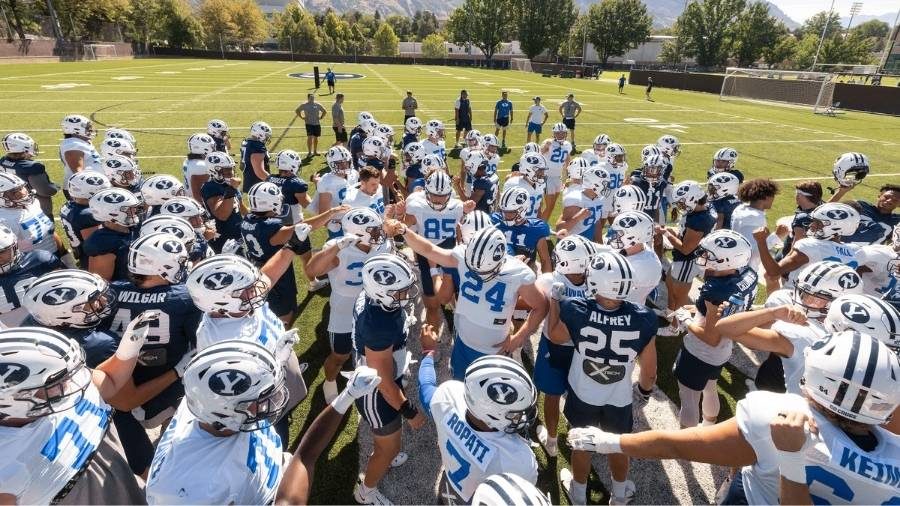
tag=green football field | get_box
[1,58,898,503]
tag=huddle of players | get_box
[0,109,898,506]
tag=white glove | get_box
[221,238,243,255]
[550,282,566,301]
[673,307,694,328]
[776,423,815,483]
[275,329,300,364]
[293,223,312,243]
[567,427,623,454]
[331,366,382,414]
[115,310,159,361]
[174,349,196,378]
[336,233,361,250]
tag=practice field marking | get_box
[475,81,493,86]
[156,71,181,74]
[40,83,90,90]
[0,60,210,81]
[364,64,437,117]
[111,76,142,81]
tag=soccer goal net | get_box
[511,58,533,72]
[720,67,836,114]
[83,44,118,60]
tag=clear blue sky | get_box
[772,0,898,23]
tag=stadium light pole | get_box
[811,0,837,70]
[877,7,900,73]
[846,2,863,31]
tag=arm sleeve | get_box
[418,354,438,417]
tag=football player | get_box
[345,165,386,215]
[305,207,393,403]
[833,180,899,246]
[59,171,110,268]
[0,223,62,327]
[358,136,389,173]
[314,145,358,242]
[103,155,142,194]
[482,134,502,177]
[557,165,610,242]
[402,141,427,194]
[729,178,780,287]
[266,149,309,225]
[141,174,186,217]
[201,151,245,252]
[418,352,538,503]
[608,211,662,305]
[349,118,374,169]
[708,147,744,182]
[502,153,546,219]
[0,172,58,255]
[600,143,628,223]
[402,116,422,148]
[564,157,589,188]
[547,251,658,505]
[610,185,648,216]
[707,172,741,230]
[240,120,272,192]
[568,331,900,505]
[160,196,217,260]
[104,127,136,146]
[1,132,58,219]
[628,153,668,224]
[856,223,900,297]
[141,214,208,261]
[455,151,497,214]
[59,114,102,187]
[182,132,216,202]
[83,187,142,281]
[422,119,446,160]
[459,129,483,194]
[492,187,552,273]
[540,123,573,221]
[470,473,550,506]
[782,181,824,256]
[98,137,137,161]
[207,118,231,153]
[579,134,611,167]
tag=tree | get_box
[4,0,44,41]
[198,0,236,48]
[762,34,797,68]
[851,19,890,51]
[584,0,652,65]
[412,10,440,40]
[558,14,587,60]
[658,39,683,64]
[732,2,785,67]
[514,0,577,59]
[790,33,820,69]
[446,0,516,62]
[228,0,267,51]
[421,32,448,57]
[676,0,745,68]
[272,3,320,53]
[52,0,130,39]
[797,10,841,40]
[385,15,413,41]
[372,22,399,56]
[322,10,352,54]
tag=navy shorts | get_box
[450,336,488,381]
[355,376,404,435]
[267,270,298,317]
[329,331,353,355]
[527,122,542,134]
[496,116,510,128]
[673,346,724,391]
[305,124,322,137]
[563,393,633,434]
[455,120,472,132]
[333,127,348,143]
[415,237,455,297]
[533,336,573,396]
[563,118,576,130]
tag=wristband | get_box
[776,449,808,484]
[331,390,355,415]
[399,399,419,419]
[638,385,653,397]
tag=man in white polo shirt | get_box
[526,96,548,144]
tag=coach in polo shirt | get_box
[558,93,582,149]
[402,91,418,122]
[296,93,327,158]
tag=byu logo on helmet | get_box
[714,236,737,249]
[486,382,519,405]
[351,213,370,225]
[86,175,105,186]
[838,272,861,289]
[104,192,126,204]
[167,203,185,213]
[560,239,577,252]
[161,240,182,254]
[208,370,251,396]
[827,209,849,220]
[0,363,29,387]
[203,272,234,290]
[371,268,397,286]
[840,301,870,323]
[619,216,637,229]
[41,287,77,305]
[491,243,505,262]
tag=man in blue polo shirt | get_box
[494,90,513,149]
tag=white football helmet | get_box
[712,147,738,171]
[187,133,216,156]
[421,154,446,173]
[160,196,207,232]
[358,111,375,125]
[207,119,229,138]
[465,129,483,148]
[186,255,268,316]
[362,136,387,158]
[67,171,111,200]
[424,171,453,211]
[374,123,394,140]
[140,174,185,207]
[552,235,598,275]
[793,261,864,319]
[803,331,900,425]
[672,180,706,211]
[566,157,590,182]
[361,254,418,311]
[482,134,500,150]
[640,154,667,183]
[833,152,869,187]
[657,134,680,157]
[361,119,379,137]
[23,270,115,328]
[105,128,136,146]
[61,114,95,139]
[183,340,288,432]
[592,134,611,153]
[425,119,444,138]
[523,142,540,154]
[405,116,422,134]
[809,202,860,239]
[275,150,302,176]
[707,172,740,200]
[249,121,272,144]
[128,232,190,283]
[403,142,427,165]
[464,227,507,281]
[0,172,34,208]
[464,355,537,433]
[459,211,491,244]
[605,143,626,168]
[99,138,137,159]
[582,166,611,196]
[640,144,662,162]
[0,327,91,420]
[612,185,647,215]
[498,187,529,226]
[519,154,547,185]
[89,188,143,227]
[103,155,141,188]
[140,214,196,251]
[248,182,283,214]
[696,229,752,272]
[341,207,385,245]
[326,145,352,175]
[824,294,900,351]
[586,251,635,300]
[0,224,20,273]
[551,122,568,140]
[2,132,37,156]
[206,151,236,183]
[608,211,654,249]
[464,151,489,176]
[472,474,550,506]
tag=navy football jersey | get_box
[472,176,496,213]
[212,135,227,153]
[696,266,759,318]
[200,180,242,242]
[59,202,98,269]
[0,250,62,327]
[706,167,744,183]
[22,314,117,368]
[402,132,418,149]
[711,196,741,229]
[672,208,717,262]
[81,226,137,281]
[240,214,283,265]
[266,174,309,224]
[0,157,48,180]
[491,214,550,261]
[405,163,423,183]
[784,206,816,254]
[239,139,270,192]
[189,234,213,262]
[352,295,408,358]
[630,173,667,211]
[844,200,899,244]
[349,133,366,168]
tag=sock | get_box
[571,480,587,504]
[701,419,716,426]
[358,482,375,497]
[612,479,629,498]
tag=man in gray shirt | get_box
[558,93,582,150]
[402,91,418,122]
[332,93,347,146]
[296,93,327,157]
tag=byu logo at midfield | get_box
[0,363,29,387]
[41,287,77,305]
[203,272,234,290]
[372,269,397,286]
[486,382,518,405]
[208,370,251,396]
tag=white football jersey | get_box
[502,176,544,219]
[182,158,208,195]
[325,240,392,333]
[773,319,826,395]
[0,201,56,254]
[406,192,463,245]
[421,138,446,159]
[857,244,898,297]
[59,137,102,185]
[345,185,385,216]
[580,150,602,166]
[430,381,538,503]
[730,204,769,270]
[544,140,572,178]
[789,238,861,286]
[195,302,284,354]
[485,153,501,177]
[0,384,111,504]
[451,245,536,353]
[600,164,627,218]
[683,311,733,366]
[738,390,900,505]
[146,402,286,505]
[535,271,586,343]
[310,170,357,217]
[623,248,663,306]
[562,186,605,239]
[764,288,793,308]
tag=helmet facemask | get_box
[235,381,288,432]
[9,360,92,419]
[72,284,116,328]
[426,190,451,211]
[0,241,20,274]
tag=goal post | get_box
[720,67,836,114]
[83,44,118,60]
[510,58,533,73]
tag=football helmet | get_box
[2,132,37,156]
[67,171,111,200]
[809,202,860,239]
[586,251,635,300]
[160,196,207,232]
[99,138,137,159]
[566,157,590,181]
[582,166,611,196]
[695,229,752,272]
[425,119,444,138]
[464,355,537,433]
[206,151,236,183]
[657,134,680,157]
[361,119,379,136]
[803,331,900,425]
[421,154,447,173]
[640,144,662,162]
[459,211,491,244]
[140,174,185,207]
[403,142,427,165]
[105,128,136,146]
[0,327,91,420]
[140,214,196,252]
[249,121,272,144]
[551,122,568,140]
[707,172,740,200]
[187,133,216,156]
[793,261,864,319]
[823,294,900,351]
[358,111,375,125]
[0,223,20,273]
[605,143,626,168]
[207,119,229,138]
[482,134,500,150]
[23,270,115,328]
[405,116,422,134]
[464,227,507,281]
[186,255,268,316]
[519,154,547,185]
[362,136,387,158]
[248,182,283,214]
[341,207,385,245]
[326,145,352,175]
[275,149,302,176]
[472,473,550,506]
[424,170,453,211]
[672,180,706,211]
[103,155,141,188]
[374,123,394,140]
[465,129,483,148]
[183,340,288,432]
[833,152,869,188]
[608,211,654,249]
[552,235,598,275]
[89,187,143,227]
[61,114,94,139]
[464,151,489,176]
[128,232,190,283]
[612,185,647,214]
[712,147,738,171]
[640,154,667,183]
[0,172,34,208]
[593,134,611,152]
[498,187,529,226]
[361,254,418,311]
[523,142,540,154]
